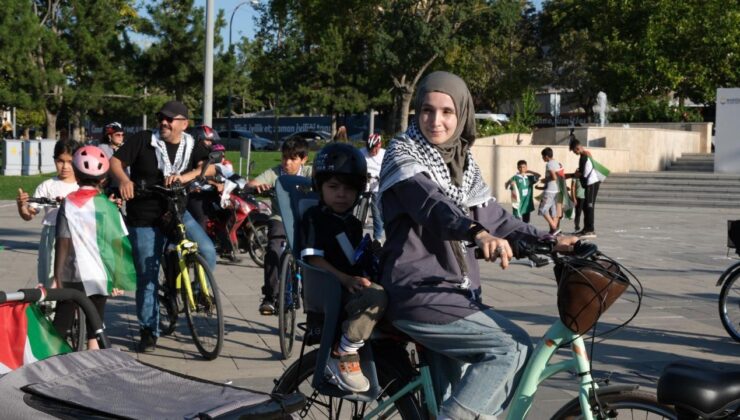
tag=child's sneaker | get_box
[325,353,370,393]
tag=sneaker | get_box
[549,228,562,236]
[580,231,597,239]
[259,297,276,315]
[325,353,370,393]
[137,329,157,353]
[220,251,242,263]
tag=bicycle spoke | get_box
[183,254,224,360]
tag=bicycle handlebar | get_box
[27,197,61,207]
[472,238,598,267]
[0,287,110,349]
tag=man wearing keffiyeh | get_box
[378,71,580,419]
[110,100,217,353]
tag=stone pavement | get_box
[0,199,738,418]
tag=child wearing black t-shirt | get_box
[300,144,387,393]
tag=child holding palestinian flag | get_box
[504,160,540,223]
[569,137,609,238]
[52,146,136,350]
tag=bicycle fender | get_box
[716,261,740,287]
[587,384,639,398]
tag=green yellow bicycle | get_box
[141,182,224,360]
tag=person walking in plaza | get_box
[301,143,387,393]
[538,147,566,235]
[569,137,609,238]
[110,100,217,353]
[378,71,578,419]
[16,140,80,288]
[247,136,311,315]
[504,160,540,223]
[360,133,386,242]
[53,145,136,350]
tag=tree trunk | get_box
[71,111,83,141]
[398,88,414,133]
[45,109,57,140]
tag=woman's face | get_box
[419,92,458,145]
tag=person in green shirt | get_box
[248,136,312,315]
[504,160,540,223]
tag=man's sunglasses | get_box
[157,114,188,123]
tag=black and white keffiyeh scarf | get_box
[150,131,195,176]
[379,122,491,210]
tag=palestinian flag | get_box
[0,302,72,374]
[64,189,136,296]
[588,156,610,182]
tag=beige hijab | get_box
[413,71,477,186]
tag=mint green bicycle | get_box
[274,240,677,419]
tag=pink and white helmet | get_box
[73,145,110,180]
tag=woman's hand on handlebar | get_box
[553,235,580,254]
[475,231,513,269]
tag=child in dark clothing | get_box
[300,143,387,393]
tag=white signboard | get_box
[715,88,740,173]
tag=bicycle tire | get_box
[274,348,426,419]
[278,251,298,359]
[551,388,676,419]
[719,269,740,342]
[69,306,87,351]
[158,266,178,336]
[182,253,224,360]
[245,221,269,268]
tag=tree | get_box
[139,0,226,116]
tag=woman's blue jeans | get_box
[129,211,216,336]
[394,309,532,419]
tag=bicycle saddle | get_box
[657,361,740,418]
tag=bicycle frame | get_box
[355,320,596,420]
[169,218,213,312]
[507,321,596,420]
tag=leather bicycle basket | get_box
[553,257,630,335]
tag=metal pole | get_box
[142,87,148,130]
[203,0,215,126]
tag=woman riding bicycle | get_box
[378,71,578,419]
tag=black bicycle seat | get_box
[657,361,740,418]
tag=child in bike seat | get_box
[16,140,80,288]
[53,146,136,349]
[300,143,388,393]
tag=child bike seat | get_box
[657,361,740,418]
[274,175,318,257]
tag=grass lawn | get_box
[0,151,314,200]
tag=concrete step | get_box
[599,195,740,208]
[606,178,740,188]
[600,189,740,201]
[674,153,714,161]
[609,172,740,181]
[602,184,740,194]
[667,162,714,171]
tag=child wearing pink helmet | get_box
[52,146,136,349]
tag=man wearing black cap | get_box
[111,100,217,353]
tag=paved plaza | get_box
[0,199,738,417]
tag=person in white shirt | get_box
[360,133,385,242]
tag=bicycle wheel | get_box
[552,388,676,419]
[182,253,224,360]
[158,267,178,336]
[719,270,740,342]
[278,251,298,359]
[245,221,268,268]
[274,348,426,419]
[67,306,87,351]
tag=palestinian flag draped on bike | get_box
[0,302,72,373]
[63,188,136,295]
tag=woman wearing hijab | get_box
[378,71,578,419]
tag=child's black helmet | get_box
[313,143,367,192]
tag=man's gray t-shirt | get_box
[544,160,561,193]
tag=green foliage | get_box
[611,99,703,123]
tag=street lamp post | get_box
[227,1,259,143]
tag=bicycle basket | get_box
[553,257,630,335]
